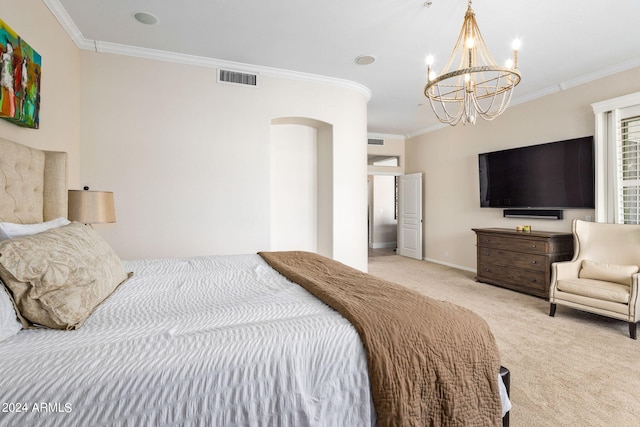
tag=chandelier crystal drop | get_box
[424,1,521,126]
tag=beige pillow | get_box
[0,222,131,329]
[579,259,639,286]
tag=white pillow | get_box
[0,217,70,241]
[0,285,22,342]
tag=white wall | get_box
[270,124,317,252]
[78,51,369,270]
[0,0,80,188]
[407,66,640,271]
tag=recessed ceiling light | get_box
[355,55,376,65]
[133,11,159,25]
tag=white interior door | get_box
[398,173,423,260]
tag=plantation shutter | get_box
[618,113,640,223]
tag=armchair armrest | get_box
[549,259,582,300]
[630,273,640,322]
[552,259,582,281]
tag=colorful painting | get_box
[0,18,41,129]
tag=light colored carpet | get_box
[367,254,640,427]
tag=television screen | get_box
[478,136,595,209]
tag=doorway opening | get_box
[368,172,422,260]
[368,173,398,253]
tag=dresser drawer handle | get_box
[531,260,537,264]
[531,245,537,248]
[485,268,490,272]
[530,278,537,282]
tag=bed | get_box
[0,137,510,426]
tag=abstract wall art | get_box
[0,18,41,129]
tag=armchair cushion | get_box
[557,278,630,304]
[578,260,638,286]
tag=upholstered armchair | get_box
[549,219,640,339]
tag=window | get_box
[619,114,640,223]
[592,92,640,223]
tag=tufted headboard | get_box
[0,137,68,223]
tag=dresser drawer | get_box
[478,248,546,272]
[477,262,547,296]
[477,234,546,255]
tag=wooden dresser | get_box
[472,228,574,298]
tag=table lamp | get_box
[68,187,116,224]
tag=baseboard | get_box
[422,257,475,273]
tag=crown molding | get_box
[560,56,640,91]
[43,0,88,48]
[511,56,640,108]
[42,0,372,101]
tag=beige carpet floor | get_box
[367,254,640,427]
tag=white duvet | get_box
[0,254,374,427]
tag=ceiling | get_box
[47,0,640,137]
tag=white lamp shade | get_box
[68,190,116,224]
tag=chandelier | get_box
[424,1,521,125]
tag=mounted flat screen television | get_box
[478,136,595,209]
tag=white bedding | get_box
[0,254,374,427]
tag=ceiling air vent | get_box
[367,138,384,146]
[218,69,258,87]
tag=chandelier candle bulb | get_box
[512,39,521,68]
[466,37,475,49]
[426,56,434,81]
[512,39,522,50]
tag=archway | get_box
[270,117,333,258]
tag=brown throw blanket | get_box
[259,251,502,427]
